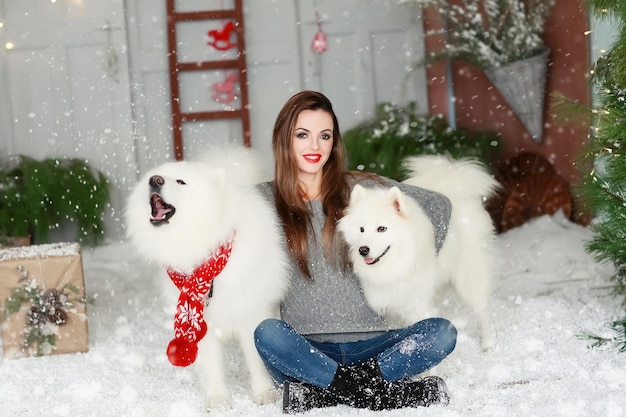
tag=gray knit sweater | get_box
[257,175,451,343]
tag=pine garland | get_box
[0,156,110,246]
[580,1,626,351]
[344,102,500,180]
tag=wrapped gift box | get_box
[0,242,89,359]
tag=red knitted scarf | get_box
[165,236,234,367]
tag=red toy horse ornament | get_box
[211,72,239,104]
[207,21,237,51]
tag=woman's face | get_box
[291,109,334,179]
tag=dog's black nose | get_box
[149,175,164,190]
[359,246,369,257]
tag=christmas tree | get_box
[581,0,626,351]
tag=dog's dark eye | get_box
[176,179,186,185]
[360,227,364,233]
[377,226,387,233]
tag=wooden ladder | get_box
[166,0,250,160]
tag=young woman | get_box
[254,90,457,413]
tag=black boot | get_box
[282,380,340,414]
[327,358,381,408]
[328,358,450,410]
[418,375,451,407]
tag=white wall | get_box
[0,4,13,157]
[0,0,427,242]
[125,0,426,174]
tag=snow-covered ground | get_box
[1,212,625,417]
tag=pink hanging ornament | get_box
[311,11,328,54]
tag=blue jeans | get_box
[254,317,457,388]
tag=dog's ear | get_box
[350,184,367,203]
[388,186,409,217]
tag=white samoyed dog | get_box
[125,144,289,409]
[337,155,499,350]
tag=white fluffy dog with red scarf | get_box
[125,144,289,409]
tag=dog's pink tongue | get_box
[151,207,171,220]
[364,257,375,265]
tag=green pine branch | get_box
[0,156,110,245]
[579,0,626,351]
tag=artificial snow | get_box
[0,242,80,262]
[1,212,626,416]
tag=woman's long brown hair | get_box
[272,90,350,278]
